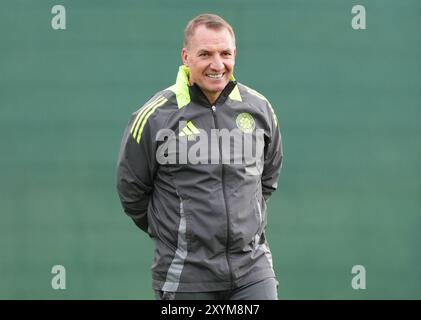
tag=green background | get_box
[1,0,420,299]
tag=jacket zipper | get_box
[211,104,234,289]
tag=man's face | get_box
[182,25,236,104]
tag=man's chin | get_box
[204,82,229,93]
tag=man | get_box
[116,13,283,300]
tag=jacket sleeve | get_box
[116,112,158,233]
[261,102,283,202]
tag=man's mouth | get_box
[206,72,224,79]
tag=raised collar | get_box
[168,65,242,109]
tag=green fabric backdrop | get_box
[1,0,420,299]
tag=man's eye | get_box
[223,52,231,56]
[199,53,209,57]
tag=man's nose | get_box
[210,55,224,70]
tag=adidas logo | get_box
[179,121,200,141]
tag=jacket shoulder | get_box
[128,86,178,143]
[132,87,177,116]
[237,83,269,104]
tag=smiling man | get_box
[116,14,283,300]
[182,20,236,104]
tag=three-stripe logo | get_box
[130,96,168,143]
[179,121,200,140]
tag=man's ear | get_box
[181,48,189,66]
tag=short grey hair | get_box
[183,13,236,48]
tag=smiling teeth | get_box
[207,73,223,79]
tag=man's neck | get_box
[189,79,219,105]
[189,80,236,107]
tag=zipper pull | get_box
[211,105,216,112]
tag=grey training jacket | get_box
[116,66,283,293]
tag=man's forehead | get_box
[189,25,235,49]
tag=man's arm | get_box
[116,112,157,233]
[261,103,283,201]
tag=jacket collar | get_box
[170,65,242,109]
